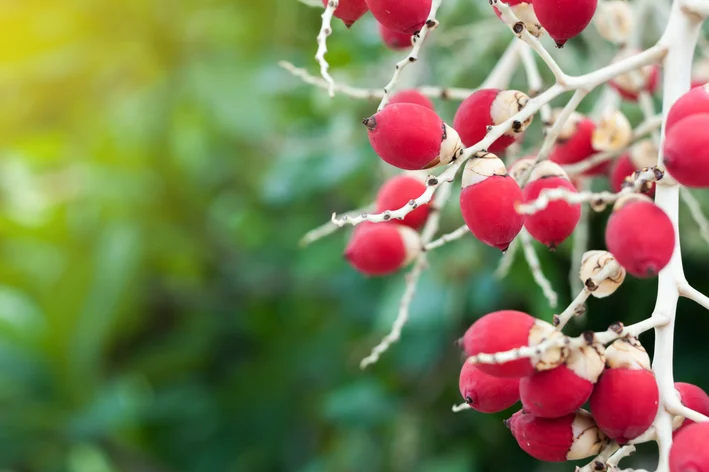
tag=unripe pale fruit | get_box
[375,175,429,229]
[549,113,607,176]
[590,338,659,444]
[666,84,709,132]
[605,194,674,278]
[492,0,542,37]
[533,0,598,47]
[670,422,709,472]
[344,222,421,276]
[323,0,369,27]
[363,103,461,170]
[462,310,567,378]
[674,383,709,433]
[506,409,606,462]
[520,343,605,418]
[578,250,626,298]
[664,114,709,188]
[592,110,632,152]
[610,140,657,196]
[387,89,435,111]
[459,361,520,413]
[453,89,532,154]
[365,0,431,34]
[594,0,633,45]
[609,49,660,101]
[378,22,412,50]
[522,161,581,248]
[459,155,524,251]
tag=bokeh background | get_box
[1,0,709,471]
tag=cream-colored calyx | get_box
[461,153,507,188]
[613,49,654,92]
[510,3,543,37]
[567,410,606,460]
[579,250,626,298]
[491,90,533,136]
[396,225,423,266]
[566,343,605,382]
[606,337,651,370]
[528,320,568,372]
[438,123,462,166]
[592,110,632,152]
[629,139,658,169]
[613,192,653,212]
[594,1,633,45]
[550,110,583,141]
[528,160,569,182]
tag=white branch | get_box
[575,442,621,472]
[569,179,591,295]
[679,282,709,310]
[300,204,373,247]
[520,229,558,308]
[452,402,471,412]
[554,289,590,331]
[680,188,709,248]
[494,238,520,279]
[682,0,709,17]
[424,225,468,251]
[315,1,338,97]
[481,39,523,89]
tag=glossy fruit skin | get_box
[462,310,536,378]
[663,114,709,188]
[365,0,432,34]
[387,89,435,111]
[605,200,674,278]
[453,89,517,154]
[590,368,659,444]
[460,175,524,251]
[378,22,413,50]
[533,0,598,47]
[522,177,581,248]
[344,223,408,276]
[507,410,573,461]
[549,119,607,176]
[520,364,593,418]
[365,103,444,170]
[375,175,429,229]
[675,383,709,433]
[459,362,520,413]
[322,0,369,27]
[670,422,709,472]
[611,66,660,101]
[666,86,709,132]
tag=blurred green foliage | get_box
[1,1,709,471]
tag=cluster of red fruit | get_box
[458,310,709,465]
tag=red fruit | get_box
[375,175,429,229]
[533,0,598,47]
[549,114,607,176]
[459,362,520,413]
[387,89,435,111]
[610,154,634,193]
[666,84,709,132]
[462,309,566,378]
[609,50,660,101]
[664,114,709,188]
[453,89,532,154]
[365,0,432,34]
[590,338,659,444]
[675,383,709,433]
[322,0,369,27]
[459,155,524,251]
[507,409,606,462]
[609,140,657,196]
[492,1,542,37]
[520,343,605,418]
[363,103,461,170]
[378,22,412,50]
[344,222,421,276]
[605,194,674,278]
[522,162,581,248]
[670,422,709,472]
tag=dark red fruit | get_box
[378,22,412,50]
[663,113,709,188]
[533,0,598,47]
[365,0,432,34]
[670,422,709,472]
[666,84,709,132]
[344,222,421,276]
[459,362,520,413]
[549,115,607,176]
[387,89,435,111]
[322,0,369,27]
[375,175,429,229]
[675,382,709,433]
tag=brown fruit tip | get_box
[555,40,567,48]
[362,116,376,130]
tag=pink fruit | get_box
[520,343,605,418]
[365,0,432,34]
[675,383,709,433]
[387,89,435,111]
[666,84,709,132]
[670,422,709,472]
[453,89,532,154]
[506,409,606,461]
[605,194,674,278]
[533,0,598,47]
[461,309,565,378]
[378,22,413,50]
[459,155,524,251]
[322,0,369,27]
[344,222,421,276]
[549,114,607,176]
[363,103,461,170]
[459,362,520,413]
[522,161,581,248]
[375,175,429,229]
[663,113,709,188]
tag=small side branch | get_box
[452,402,471,413]
[520,229,558,308]
[494,238,520,279]
[315,1,339,96]
[424,225,468,251]
[680,187,709,248]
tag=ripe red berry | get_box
[378,22,413,50]
[365,0,432,34]
[506,409,606,462]
[375,175,429,229]
[674,383,709,433]
[533,0,598,47]
[522,162,581,248]
[459,362,520,413]
[492,0,542,37]
[387,89,435,111]
[605,194,675,278]
[590,338,659,444]
[363,103,461,170]
[609,50,660,101]
[609,140,657,196]
[462,310,566,378]
[453,89,532,154]
[670,422,709,472]
[459,155,524,251]
[344,222,421,276]
[322,0,369,27]
[666,84,709,132]
[664,113,709,188]
[549,113,607,176]
[520,343,605,418]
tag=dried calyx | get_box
[579,250,626,298]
